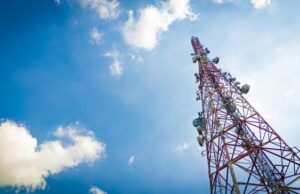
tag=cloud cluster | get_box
[122,0,197,50]
[0,121,105,191]
[212,0,271,9]
[128,155,135,166]
[90,27,103,45]
[89,186,107,194]
[250,0,271,9]
[80,0,120,19]
[54,0,61,5]
[212,0,224,4]
[174,142,190,153]
[128,53,143,63]
[104,50,122,78]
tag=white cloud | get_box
[89,186,107,194]
[128,155,135,166]
[104,50,122,78]
[211,0,271,9]
[174,142,190,153]
[90,27,103,45]
[54,0,61,5]
[128,53,144,63]
[285,88,295,98]
[80,0,120,19]
[122,0,197,50]
[251,0,271,9]
[212,0,224,4]
[0,120,105,191]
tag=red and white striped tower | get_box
[191,36,300,194]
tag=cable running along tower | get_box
[191,36,300,194]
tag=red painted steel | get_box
[191,36,300,194]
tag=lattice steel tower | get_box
[191,36,300,194]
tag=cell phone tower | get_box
[191,36,300,194]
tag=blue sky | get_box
[1,0,300,193]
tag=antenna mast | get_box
[191,36,300,193]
